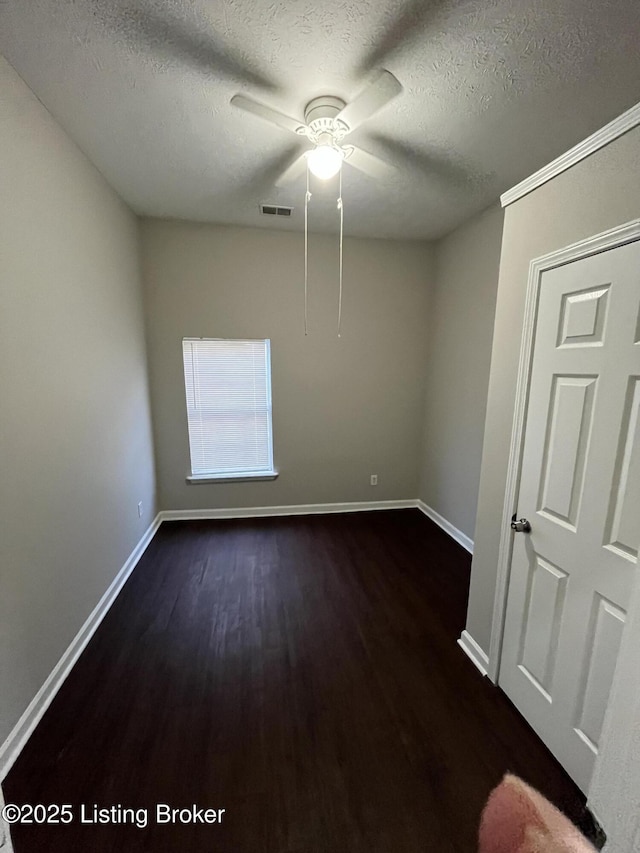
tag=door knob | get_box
[511,514,531,533]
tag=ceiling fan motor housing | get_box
[303,95,348,143]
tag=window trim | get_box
[186,471,278,484]
[182,337,277,481]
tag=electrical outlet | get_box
[137,501,143,518]
[370,474,378,486]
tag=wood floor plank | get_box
[4,510,590,852]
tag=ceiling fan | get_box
[230,70,402,186]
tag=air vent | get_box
[260,204,293,217]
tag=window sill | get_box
[186,471,279,484]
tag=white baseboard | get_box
[0,498,473,780]
[0,785,14,852]
[163,501,476,557]
[458,630,489,677]
[160,499,415,521]
[416,500,474,553]
[0,514,162,782]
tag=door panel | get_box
[574,595,625,752]
[519,555,567,699]
[538,375,597,529]
[557,284,610,347]
[604,377,640,561]
[500,239,640,792]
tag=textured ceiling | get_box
[1,0,639,240]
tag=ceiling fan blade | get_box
[345,145,396,180]
[231,95,305,136]
[274,152,309,187]
[370,133,476,189]
[94,3,277,91]
[357,0,437,75]
[337,70,402,132]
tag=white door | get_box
[500,239,640,793]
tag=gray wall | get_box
[0,57,156,749]
[141,220,432,510]
[467,125,640,656]
[418,203,503,541]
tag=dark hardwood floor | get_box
[5,510,589,852]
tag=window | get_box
[182,338,275,481]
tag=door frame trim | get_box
[487,218,640,684]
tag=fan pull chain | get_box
[337,168,344,338]
[304,165,311,336]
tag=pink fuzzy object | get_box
[478,774,596,853]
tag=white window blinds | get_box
[182,338,274,477]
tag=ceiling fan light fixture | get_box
[307,145,343,180]
[230,71,403,337]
